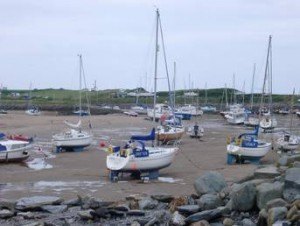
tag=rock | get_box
[293,161,300,168]
[131,221,141,226]
[267,207,287,226]
[151,193,174,203]
[0,209,14,219]
[197,194,223,210]
[169,196,188,212]
[278,156,289,166]
[81,195,106,209]
[278,154,300,166]
[217,206,231,215]
[41,205,68,214]
[17,211,35,219]
[0,198,16,211]
[292,199,300,209]
[171,211,185,226]
[177,205,200,215]
[283,168,300,202]
[15,196,63,211]
[108,209,125,217]
[111,204,129,212]
[190,220,210,226]
[138,197,159,210]
[256,182,283,210]
[254,165,280,178]
[266,198,288,210]
[92,207,109,218]
[223,217,234,226]
[272,221,292,226]
[152,210,172,224]
[22,222,44,226]
[77,209,95,220]
[63,197,81,206]
[242,218,255,226]
[185,208,222,224]
[230,182,256,211]
[257,208,268,226]
[194,171,227,196]
[287,205,300,222]
[127,210,146,216]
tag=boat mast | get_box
[289,88,295,134]
[225,83,228,108]
[205,82,208,105]
[78,54,82,116]
[250,63,256,110]
[260,36,272,113]
[173,62,176,109]
[233,73,236,104]
[153,9,159,123]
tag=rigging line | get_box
[158,15,173,112]
[80,56,92,116]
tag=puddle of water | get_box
[158,177,182,183]
[26,158,53,170]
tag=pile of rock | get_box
[1,158,299,225]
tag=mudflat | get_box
[0,111,291,201]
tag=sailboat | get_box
[0,139,32,163]
[244,63,260,127]
[259,36,277,132]
[201,83,217,113]
[276,89,299,151]
[147,8,184,143]
[25,84,41,116]
[106,9,180,180]
[52,55,93,152]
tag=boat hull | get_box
[227,142,271,158]
[106,147,178,172]
[0,141,31,163]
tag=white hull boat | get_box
[277,134,299,151]
[186,125,204,138]
[147,104,172,121]
[25,109,41,116]
[156,125,185,143]
[107,146,178,172]
[131,106,147,114]
[225,111,245,125]
[244,115,259,127]
[0,140,32,163]
[52,129,93,151]
[123,111,138,117]
[226,126,272,163]
[260,115,277,130]
[176,105,203,116]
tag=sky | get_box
[0,0,299,94]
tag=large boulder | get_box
[15,196,63,211]
[171,211,185,226]
[177,205,200,215]
[283,168,300,202]
[254,166,280,178]
[41,205,68,214]
[194,171,227,196]
[267,207,287,226]
[230,182,256,211]
[0,198,16,211]
[266,198,288,211]
[0,209,14,219]
[197,194,223,210]
[256,182,283,210]
[278,154,300,166]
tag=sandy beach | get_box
[0,111,294,201]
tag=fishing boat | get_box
[52,55,93,152]
[106,128,178,176]
[226,125,272,164]
[0,140,32,163]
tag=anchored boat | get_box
[0,140,32,163]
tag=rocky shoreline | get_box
[1,155,300,226]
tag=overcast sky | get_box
[0,0,299,94]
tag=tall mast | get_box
[233,73,236,104]
[205,82,208,105]
[173,62,176,108]
[153,9,159,123]
[250,63,256,110]
[225,83,228,108]
[260,35,272,113]
[79,54,82,115]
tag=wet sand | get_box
[0,111,296,201]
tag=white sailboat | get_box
[259,36,277,131]
[0,140,32,163]
[276,89,299,151]
[52,55,93,152]
[106,9,179,179]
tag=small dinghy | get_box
[186,122,204,139]
[0,140,32,163]
[123,111,138,117]
[226,126,272,164]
